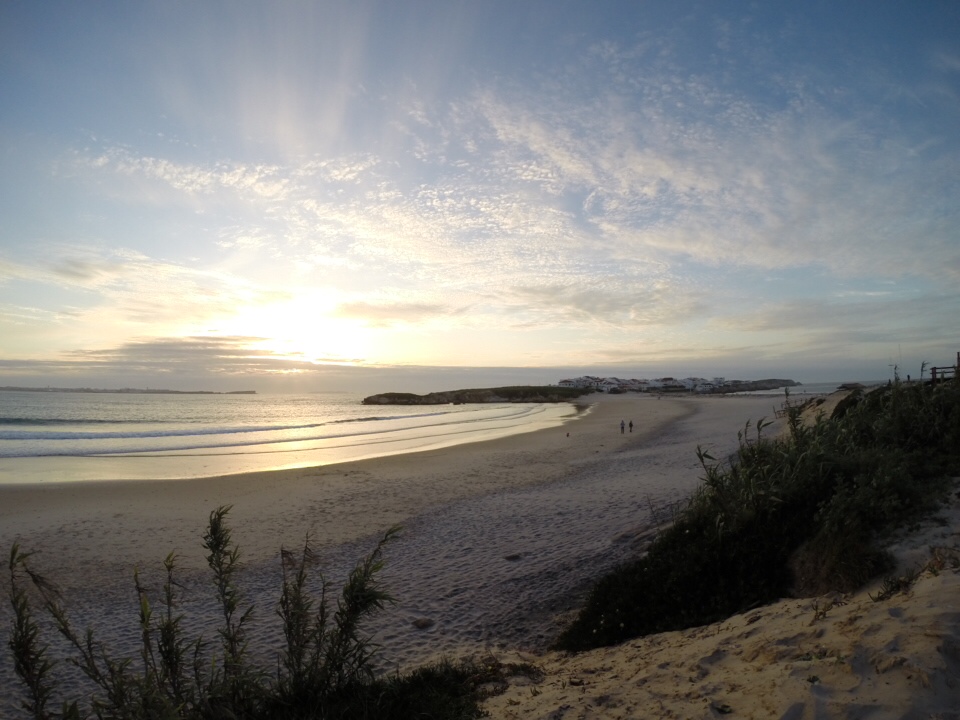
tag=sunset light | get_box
[218,292,377,367]
[2,5,958,714]
[0,2,957,392]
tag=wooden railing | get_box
[930,351,959,383]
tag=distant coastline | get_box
[0,386,256,395]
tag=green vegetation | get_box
[556,376,960,651]
[6,507,513,719]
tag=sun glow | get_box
[219,292,377,365]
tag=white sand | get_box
[482,486,960,719]
[3,391,957,717]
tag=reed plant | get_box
[556,376,960,651]
[6,507,494,719]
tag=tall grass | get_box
[6,507,497,719]
[556,376,960,651]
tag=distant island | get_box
[363,377,800,405]
[0,386,256,395]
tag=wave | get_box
[0,416,155,426]
[1,423,316,442]
[0,404,549,458]
[0,410,460,442]
[328,411,450,424]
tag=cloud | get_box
[724,293,958,334]
[503,281,706,327]
[450,40,960,285]
[59,78,959,356]
[63,335,323,375]
[72,41,959,299]
[589,342,765,367]
[0,334,377,389]
[0,246,289,347]
[7,3,957,382]
[76,148,293,201]
[333,300,455,326]
[0,302,79,327]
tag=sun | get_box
[218,291,377,365]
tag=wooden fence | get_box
[930,351,959,383]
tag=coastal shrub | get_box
[556,377,959,652]
[6,508,491,719]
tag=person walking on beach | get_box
[629,420,633,432]
[620,420,625,434]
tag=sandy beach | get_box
[2,391,958,717]
[483,486,960,719]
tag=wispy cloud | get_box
[1,246,287,341]
[333,300,456,326]
[2,2,957,383]
[0,302,78,327]
[75,149,293,201]
[67,336,315,374]
[69,47,960,296]
[724,293,959,335]
[0,336,315,378]
[503,280,706,327]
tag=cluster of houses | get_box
[557,375,728,394]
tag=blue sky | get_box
[1,1,958,392]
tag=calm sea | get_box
[0,391,578,484]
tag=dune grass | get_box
[7,508,507,719]
[555,375,960,652]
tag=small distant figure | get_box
[629,420,633,432]
[620,420,625,434]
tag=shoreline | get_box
[1,392,791,713]
[0,393,693,567]
[0,398,580,485]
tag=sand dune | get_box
[482,486,960,719]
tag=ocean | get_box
[0,391,579,484]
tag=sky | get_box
[1,1,958,393]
